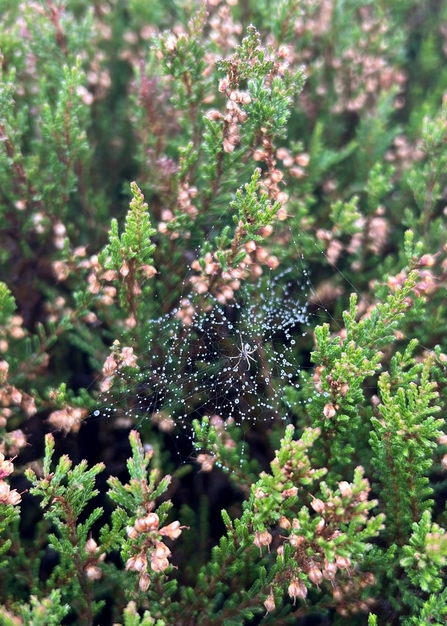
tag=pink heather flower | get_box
[0,481,21,505]
[288,579,307,605]
[159,521,185,540]
[120,347,138,368]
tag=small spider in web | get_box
[228,336,258,371]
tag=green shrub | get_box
[0,1,446,624]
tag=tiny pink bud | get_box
[165,34,177,51]
[85,538,98,554]
[322,560,337,580]
[419,254,435,267]
[271,169,283,183]
[102,355,117,377]
[338,481,352,498]
[254,530,272,553]
[150,555,170,572]
[140,264,157,278]
[126,525,139,539]
[85,565,102,581]
[154,541,171,558]
[159,520,186,539]
[315,519,325,533]
[311,498,325,514]
[307,565,323,585]
[218,78,229,93]
[335,555,351,569]
[120,262,130,277]
[282,487,298,498]
[288,579,307,605]
[206,109,223,121]
[0,459,14,479]
[264,591,275,613]
[0,360,9,382]
[289,533,305,548]
[8,488,22,505]
[139,572,150,591]
[133,554,147,572]
[125,556,136,571]
[323,403,336,419]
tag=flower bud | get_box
[102,354,118,376]
[85,538,98,554]
[264,591,275,613]
[140,264,157,279]
[139,572,150,592]
[85,565,102,581]
[133,554,147,572]
[311,498,325,514]
[315,519,325,533]
[270,169,283,183]
[323,403,336,419]
[0,459,14,479]
[159,520,185,539]
[335,555,351,569]
[281,487,298,498]
[289,533,305,548]
[322,559,337,580]
[279,515,291,530]
[288,579,307,605]
[150,555,170,572]
[254,530,272,552]
[338,481,352,498]
[126,525,139,539]
[120,262,130,277]
[307,565,323,585]
[125,556,136,571]
[135,512,159,533]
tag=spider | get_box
[228,336,258,371]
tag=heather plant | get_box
[0,1,447,625]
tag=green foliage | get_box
[0,1,446,624]
[370,356,442,543]
[100,182,157,316]
[5,590,70,626]
[24,434,106,622]
[0,283,15,325]
[400,511,447,594]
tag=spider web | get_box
[93,270,310,440]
